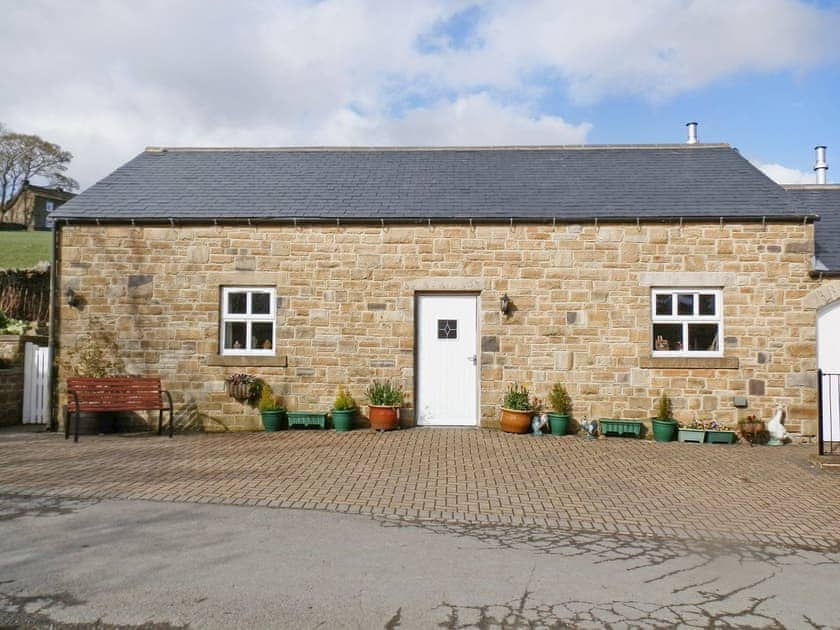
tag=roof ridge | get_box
[784,184,840,190]
[144,143,731,153]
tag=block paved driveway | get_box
[1,428,838,549]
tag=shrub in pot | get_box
[500,382,532,433]
[547,383,572,436]
[651,391,677,442]
[331,385,356,432]
[257,383,285,432]
[365,380,404,431]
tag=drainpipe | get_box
[47,221,58,431]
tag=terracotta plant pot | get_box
[500,408,532,434]
[368,405,399,431]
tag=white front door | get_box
[416,294,479,426]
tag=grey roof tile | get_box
[786,186,840,272]
[53,145,801,222]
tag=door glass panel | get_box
[227,292,247,314]
[653,324,683,351]
[251,292,270,315]
[252,322,273,349]
[688,324,719,351]
[677,294,694,316]
[224,322,247,349]
[437,319,457,339]
[699,294,716,316]
[655,294,672,316]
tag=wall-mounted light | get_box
[66,287,80,308]
[500,293,511,316]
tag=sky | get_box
[2,0,840,191]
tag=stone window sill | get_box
[206,355,288,368]
[639,357,739,369]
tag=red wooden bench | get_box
[65,377,174,442]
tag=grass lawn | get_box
[0,231,52,269]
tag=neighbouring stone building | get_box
[50,135,831,434]
[2,181,75,230]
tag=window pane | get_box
[228,292,247,314]
[688,324,718,351]
[653,324,683,352]
[699,294,716,316]
[224,322,247,349]
[677,294,694,316]
[251,292,270,315]
[252,322,273,350]
[655,294,672,316]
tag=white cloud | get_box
[0,1,837,188]
[754,161,816,185]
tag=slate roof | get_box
[52,144,804,223]
[786,185,840,272]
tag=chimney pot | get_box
[815,145,828,185]
[686,122,698,145]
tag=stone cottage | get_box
[3,181,75,230]
[50,133,825,433]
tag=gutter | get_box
[49,214,820,227]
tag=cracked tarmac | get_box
[1,493,838,629]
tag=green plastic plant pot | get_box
[651,418,677,442]
[547,413,569,436]
[331,408,355,432]
[260,409,286,432]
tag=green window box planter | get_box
[547,412,569,436]
[287,411,327,429]
[598,419,642,438]
[705,430,736,444]
[651,418,677,442]
[331,408,355,432]
[677,428,705,443]
[260,409,286,432]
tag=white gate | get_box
[22,342,50,424]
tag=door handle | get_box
[467,355,477,365]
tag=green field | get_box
[0,231,52,269]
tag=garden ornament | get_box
[767,403,788,446]
[580,416,597,440]
[531,412,548,436]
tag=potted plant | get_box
[364,380,404,431]
[257,382,285,432]
[67,334,126,434]
[331,385,356,432]
[651,391,677,442]
[500,382,532,433]
[677,420,706,443]
[738,414,767,444]
[547,383,572,436]
[705,420,737,444]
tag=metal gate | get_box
[818,370,840,456]
[22,342,50,424]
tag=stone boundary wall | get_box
[0,366,23,426]
[56,221,819,432]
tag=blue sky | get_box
[2,0,839,188]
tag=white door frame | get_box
[414,292,480,426]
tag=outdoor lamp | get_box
[500,293,510,316]
[66,287,80,308]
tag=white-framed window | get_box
[651,288,722,357]
[220,287,276,355]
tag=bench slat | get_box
[67,377,168,413]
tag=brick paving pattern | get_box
[1,429,838,549]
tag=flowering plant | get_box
[225,373,260,401]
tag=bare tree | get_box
[0,124,79,220]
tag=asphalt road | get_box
[1,493,838,629]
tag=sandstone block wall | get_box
[56,221,819,432]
